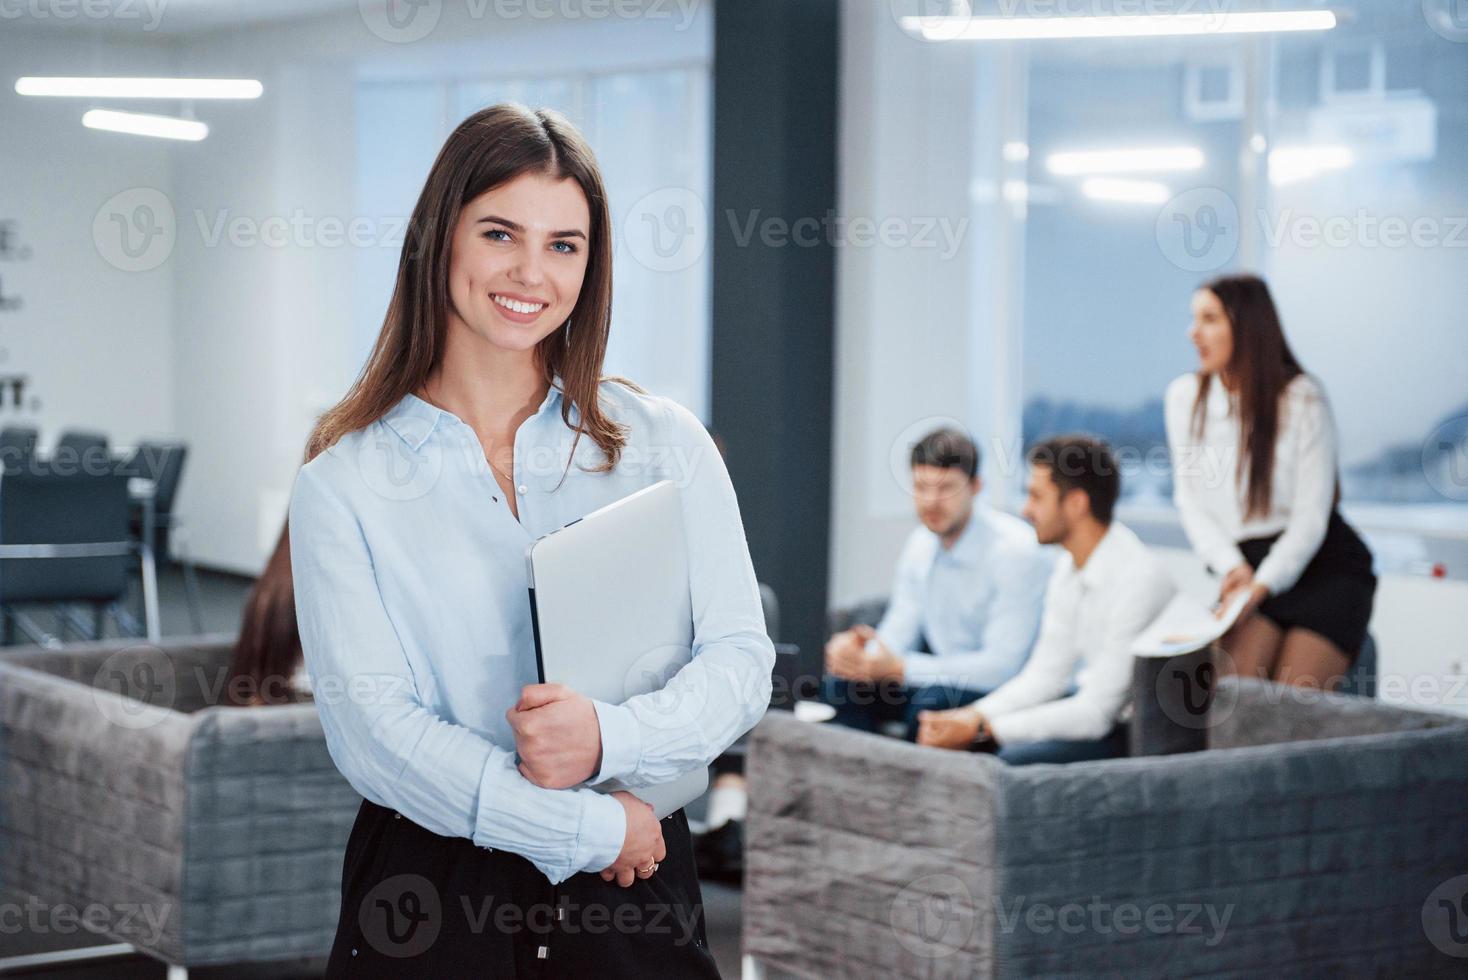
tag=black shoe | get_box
[693,818,744,884]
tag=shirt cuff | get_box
[589,698,643,785]
[987,711,1031,745]
[574,789,628,875]
[1208,543,1248,577]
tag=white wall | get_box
[0,30,176,452]
[831,0,1468,714]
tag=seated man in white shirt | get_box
[822,428,1052,740]
[916,435,1175,764]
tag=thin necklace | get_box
[425,379,515,484]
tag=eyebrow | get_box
[476,214,586,240]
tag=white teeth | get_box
[493,294,545,315]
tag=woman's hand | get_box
[1217,564,1269,621]
[506,683,602,789]
[600,791,666,887]
[1217,564,1254,612]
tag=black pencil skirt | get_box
[1237,508,1377,662]
[325,798,721,978]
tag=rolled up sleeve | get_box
[290,459,624,883]
[589,401,776,788]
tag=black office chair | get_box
[0,426,38,475]
[0,470,134,646]
[123,442,202,632]
[51,430,111,477]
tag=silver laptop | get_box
[525,480,708,818]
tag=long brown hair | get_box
[225,522,303,707]
[1191,274,1303,519]
[304,103,632,471]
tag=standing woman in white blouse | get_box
[1164,274,1376,690]
[289,104,773,976]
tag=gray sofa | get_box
[742,677,1468,978]
[0,635,361,974]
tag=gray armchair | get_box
[742,677,1468,978]
[0,635,360,976]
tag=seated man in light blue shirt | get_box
[823,427,1052,740]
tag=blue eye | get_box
[483,228,511,242]
[552,240,579,254]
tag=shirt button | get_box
[517,484,527,495]
[394,813,401,820]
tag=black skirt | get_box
[1237,509,1377,661]
[325,798,721,978]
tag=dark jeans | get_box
[820,675,986,742]
[994,725,1129,765]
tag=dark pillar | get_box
[711,0,838,697]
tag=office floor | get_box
[2,564,745,978]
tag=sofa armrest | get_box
[743,712,1001,978]
[1208,676,1468,750]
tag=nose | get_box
[509,246,546,288]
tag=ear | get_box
[970,474,983,497]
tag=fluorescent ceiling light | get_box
[902,10,1337,41]
[83,109,208,141]
[1268,145,1353,185]
[1081,177,1170,204]
[1047,145,1204,176]
[1003,141,1030,163]
[16,77,262,99]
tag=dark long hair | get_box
[225,522,304,707]
[304,103,636,471]
[1191,274,1303,519]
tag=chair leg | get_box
[181,558,205,634]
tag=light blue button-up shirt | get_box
[288,377,774,885]
[876,505,1053,693]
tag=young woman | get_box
[289,104,773,976]
[1165,273,1376,690]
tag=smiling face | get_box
[1188,288,1235,377]
[445,170,591,355]
[1021,463,1070,546]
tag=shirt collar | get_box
[1074,522,1131,589]
[382,373,565,452]
[939,506,993,566]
